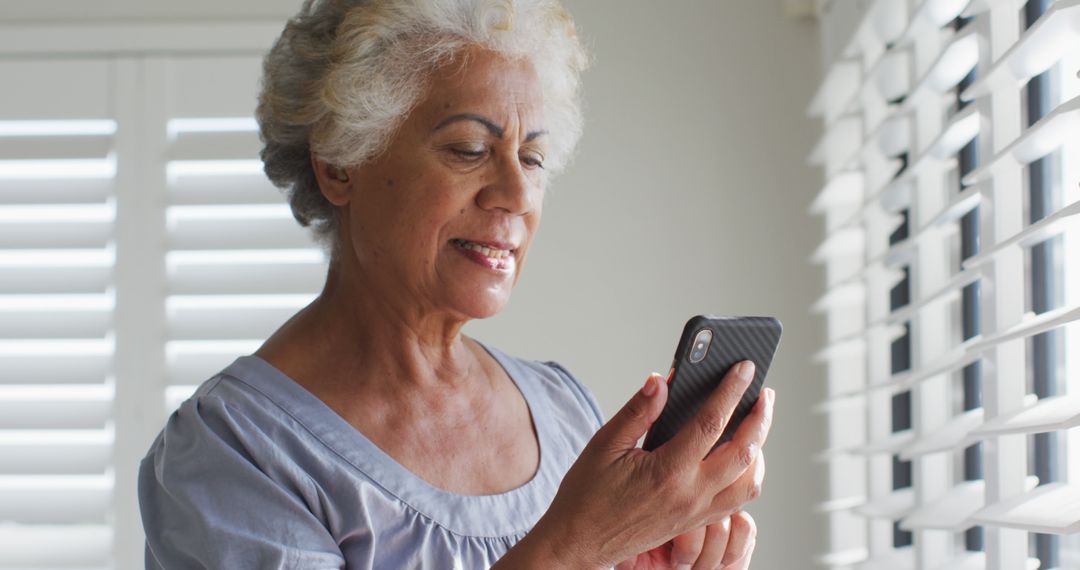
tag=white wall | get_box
[469,2,829,567]
[4,0,829,567]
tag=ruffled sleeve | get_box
[138,384,347,569]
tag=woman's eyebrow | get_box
[432,113,547,142]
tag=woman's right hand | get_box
[511,361,774,569]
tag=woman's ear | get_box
[310,152,352,206]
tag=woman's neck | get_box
[256,257,485,396]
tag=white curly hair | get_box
[256,0,589,250]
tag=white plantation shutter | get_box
[0,23,324,569]
[161,55,327,410]
[0,59,118,569]
[811,1,1080,569]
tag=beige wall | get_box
[469,1,829,567]
[5,0,829,566]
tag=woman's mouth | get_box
[449,238,516,271]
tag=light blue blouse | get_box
[138,344,604,569]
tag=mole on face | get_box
[385,178,394,187]
[459,208,465,215]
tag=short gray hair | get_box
[256,0,589,249]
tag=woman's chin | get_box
[448,288,512,321]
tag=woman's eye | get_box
[520,152,545,169]
[449,146,487,161]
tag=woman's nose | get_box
[475,156,537,215]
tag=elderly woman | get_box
[138,0,774,568]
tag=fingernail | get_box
[675,565,692,570]
[641,375,658,397]
[738,361,755,381]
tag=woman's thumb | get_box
[591,373,668,453]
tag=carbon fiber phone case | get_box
[643,316,782,452]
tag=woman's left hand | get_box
[614,510,756,570]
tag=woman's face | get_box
[335,47,548,320]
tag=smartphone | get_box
[642,315,782,452]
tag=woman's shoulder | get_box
[144,357,300,453]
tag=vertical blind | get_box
[0,38,325,568]
[810,1,1079,569]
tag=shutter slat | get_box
[808,115,863,168]
[0,475,110,524]
[898,407,984,459]
[0,136,111,161]
[810,171,864,214]
[0,524,111,567]
[873,50,911,104]
[930,552,1041,570]
[817,495,867,513]
[812,282,866,313]
[168,171,282,205]
[855,487,916,520]
[167,204,315,250]
[965,199,1080,270]
[817,548,869,567]
[0,385,111,430]
[962,0,1080,100]
[966,304,1080,354]
[166,294,314,341]
[855,429,914,455]
[808,60,861,124]
[905,26,979,106]
[905,0,972,39]
[972,482,1080,534]
[813,334,867,363]
[902,477,1039,532]
[168,252,325,296]
[168,131,261,162]
[970,393,1080,438]
[964,94,1080,184]
[0,178,112,205]
[880,268,976,328]
[854,548,914,570]
[928,104,980,159]
[0,340,111,385]
[875,113,911,157]
[900,479,986,532]
[810,227,865,263]
[0,430,112,475]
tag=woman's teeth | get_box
[452,239,512,259]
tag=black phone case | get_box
[642,316,782,452]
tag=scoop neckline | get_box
[218,340,557,538]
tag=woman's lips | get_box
[450,238,516,271]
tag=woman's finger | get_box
[724,538,755,570]
[690,518,730,570]
[708,451,766,516]
[659,361,755,467]
[701,388,773,483]
[588,373,668,454]
[721,511,757,567]
[670,526,706,569]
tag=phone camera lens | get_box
[689,328,713,363]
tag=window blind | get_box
[0,59,117,569]
[810,1,1079,569]
[161,55,327,412]
[0,40,324,568]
